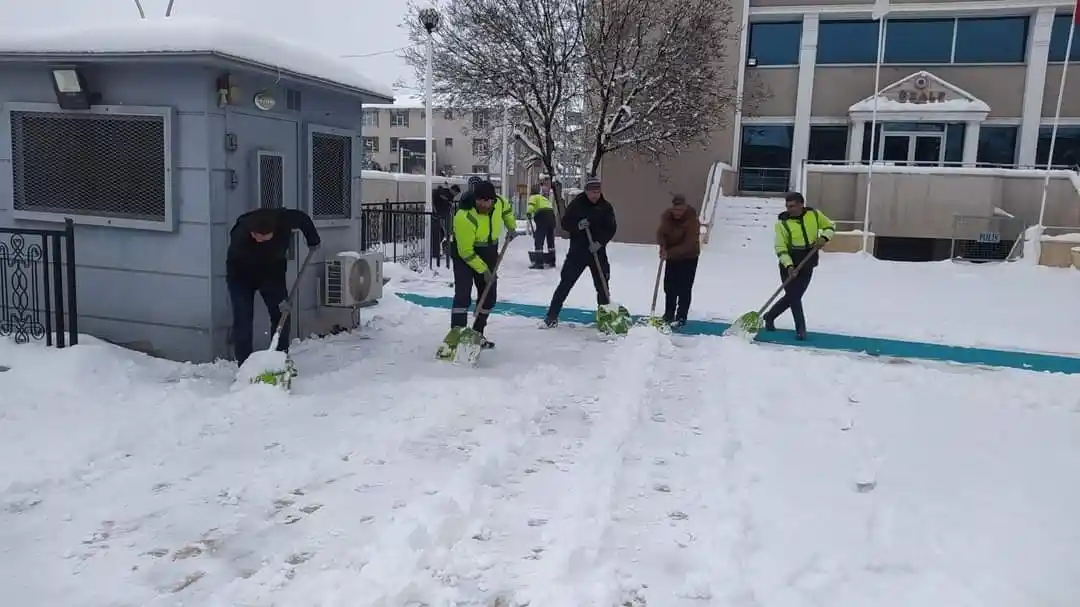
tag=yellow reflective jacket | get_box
[774,207,835,268]
[526,194,553,217]
[453,196,516,273]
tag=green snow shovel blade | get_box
[252,358,298,390]
[585,225,631,336]
[436,326,463,361]
[453,327,485,366]
[597,303,632,335]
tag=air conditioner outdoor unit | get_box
[323,251,384,307]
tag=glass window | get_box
[944,123,966,164]
[954,17,1028,63]
[1036,126,1080,167]
[1048,15,1080,62]
[862,123,883,162]
[808,126,849,162]
[748,21,802,66]
[885,19,954,64]
[818,20,878,64]
[739,124,794,192]
[976,126,1018,167]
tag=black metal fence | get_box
[0,219,79,347]
[360,200,451,271]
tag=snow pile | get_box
[0,17,394,99]
[234,350,288,384]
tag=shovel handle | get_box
[649,258,663,316]
[475,236,514,316]
[584,225,612,302]
[274,245,319,335]
[756,244,822,316]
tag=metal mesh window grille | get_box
[258,153,284,209]
[11,110,167,221]
[311,133,351,219]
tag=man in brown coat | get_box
[656,194,701,327]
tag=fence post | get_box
[64,218,78,345]
[40,233,53,347]
[50,232,65,348]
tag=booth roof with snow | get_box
[0,17,393,362]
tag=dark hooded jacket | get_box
[561,192,617,252]
[226,208,321,284]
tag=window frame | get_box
[976,125,1019,168]
[5,102,175,232]
[818,16,1028,66]
[1048,14,1080,62]
[389,110,409,127]
[747,21,803,66]
[362,110,379,127]
[307,124,358,226]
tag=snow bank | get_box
[0,17,394,99]
[235,350,287,384]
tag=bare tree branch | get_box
[401,0,585,211]
[580,0,768,175]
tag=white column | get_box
[790,14,819,191]
[730,0,752,172]
[848,120,865,162]
[962,121,981,166]
[1018,7,1056,167]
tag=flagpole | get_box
[861,12,887,253]
[1037,15,1076,228]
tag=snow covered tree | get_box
[579,0,753,176]
[402,0,583,211]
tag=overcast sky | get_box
[3,0,415,92]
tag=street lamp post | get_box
[419,7,440,265]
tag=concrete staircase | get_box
[710,195,786,253]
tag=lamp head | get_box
[419,7,440,33]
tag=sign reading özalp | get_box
[893,74,948,104]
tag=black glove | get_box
[278,300,291,314]
[482,269,495,283]
[589,241,601,253]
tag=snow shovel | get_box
[726,244,822,338]
[436,237,513,366]
[238,246,319,390]
[586,226,631,336]
[641,258,670,332]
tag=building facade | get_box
[361,97,500,176]
[603,0,1080,244]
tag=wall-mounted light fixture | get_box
[50,66,98,110]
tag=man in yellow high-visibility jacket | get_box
[526,182,557,269]
[449,180,517,348]
[764,192,834,340]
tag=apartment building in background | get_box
[361,95,499,177]
[602,0,1080,253]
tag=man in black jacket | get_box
[226,207,321,365]
[543,177,616,327]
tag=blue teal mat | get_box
[395,292,1080,375]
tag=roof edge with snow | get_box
[0,17,395,102]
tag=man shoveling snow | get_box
[542,177,630,334]
[226,207,321,383]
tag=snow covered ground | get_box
[415,213,1080,355]
[3,197,1080,606]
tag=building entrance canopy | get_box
[846,71,990,166]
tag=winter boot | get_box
[528,251,545,270]
[541,315,558,329]
[543,250,557,268]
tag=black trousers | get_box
[547,247,610,319]
[451,244,499,332]
[532,209,556,251]
[764,263,814,332]
[228,275,289,365]
[663,257,699,322]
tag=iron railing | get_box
[0,218,79,347]
[360,200,450,271]
[738,167,792,193]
